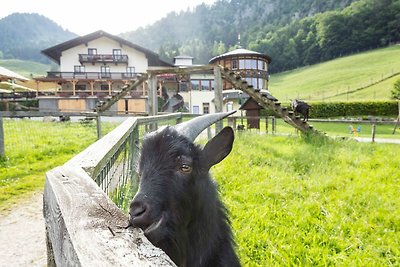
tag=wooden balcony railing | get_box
[79,54,129,64]
[45,72,139,80]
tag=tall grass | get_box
[0,119,117,211]
[213,132,399,266]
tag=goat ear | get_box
[202,126,234,169]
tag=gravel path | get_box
[0,191,47,267]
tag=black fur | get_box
[129,126,240,267]
[292,99,310,121]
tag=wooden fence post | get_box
[371,123,376,143]
[96,114,102,140]
[213,67,223,133]
[272,116,276,135]
[148,75,158,131]
[0,117,4,157]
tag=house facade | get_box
[36,30,172,113]
[36,31,272,116]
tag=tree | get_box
[391,79,400,100]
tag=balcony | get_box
[40,71,139,81]
[79,54,129,64]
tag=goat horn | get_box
[174,110,236,141]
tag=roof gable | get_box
[42,30,172,67]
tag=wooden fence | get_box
[43,113,183,266]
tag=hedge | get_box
[261,101,399,118]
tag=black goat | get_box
[291,99,310,121]
[129,112,241,267]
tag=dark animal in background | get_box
[129,112,241,267]
[291,99,310,121]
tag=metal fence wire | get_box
[89,114,183,212]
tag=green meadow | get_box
[269,45,400,102]
[0,59,51,78]
[1,119,399,265]
[0,119,116,211]
[214,133,400,266]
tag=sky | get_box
[0,0,217,36]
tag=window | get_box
[232,59,238,69]
[76,84,86,91]
[101,66,111,78]
[101,84,109,90]
[191,80,200,90]
[125,67,135,78]
[239,59,245,69]
[179,82,188,92]
[74,65,85,73]
[203,103,210,114]
[202,80,211,91]
[88,48,97,55]
[251,59,257,69]
[226,101,233,112]
[245,59,252,69]
[113,49,122,61]
[258,60,265,70]
[193,105,200,114]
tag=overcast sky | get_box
[0,0,217,36]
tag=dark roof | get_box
[41,30,173,67]
[209,48,272,64]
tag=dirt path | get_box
[0,190,47,267]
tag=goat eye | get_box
[180,164,192,173]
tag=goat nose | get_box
[129,200,148,218]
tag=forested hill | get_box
[0,13,77,63]
[121,0,400,73]
[1,0,399,73]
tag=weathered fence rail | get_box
[44,113,183,266]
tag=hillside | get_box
[0,59,53,78]
[0,13,77,63]
[269,45,400,102]
[121,0,399,73]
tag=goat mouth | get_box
[144,213,165,235]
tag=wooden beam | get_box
[148,65,215,75]
[44,165,175,266]
[148,74,158,116]
[213,66,223,133]
[0,117,4,157]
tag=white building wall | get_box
[181,91,215,114]
[60,36,148,73]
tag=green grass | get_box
[269,45,400,102]
[0,59,52,78]
[244,117,400,140]
[213,133,400,266]
[2,119,399,265]
[0,119,118,211]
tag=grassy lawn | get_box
[245,117,400,140]
[269,45,400,102]
[0,119,117,212]
[0,59,51,77]
[213,133,400,266]
[1,119,399,265]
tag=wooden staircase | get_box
[219,66,321,135]
[95,74,148,113]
